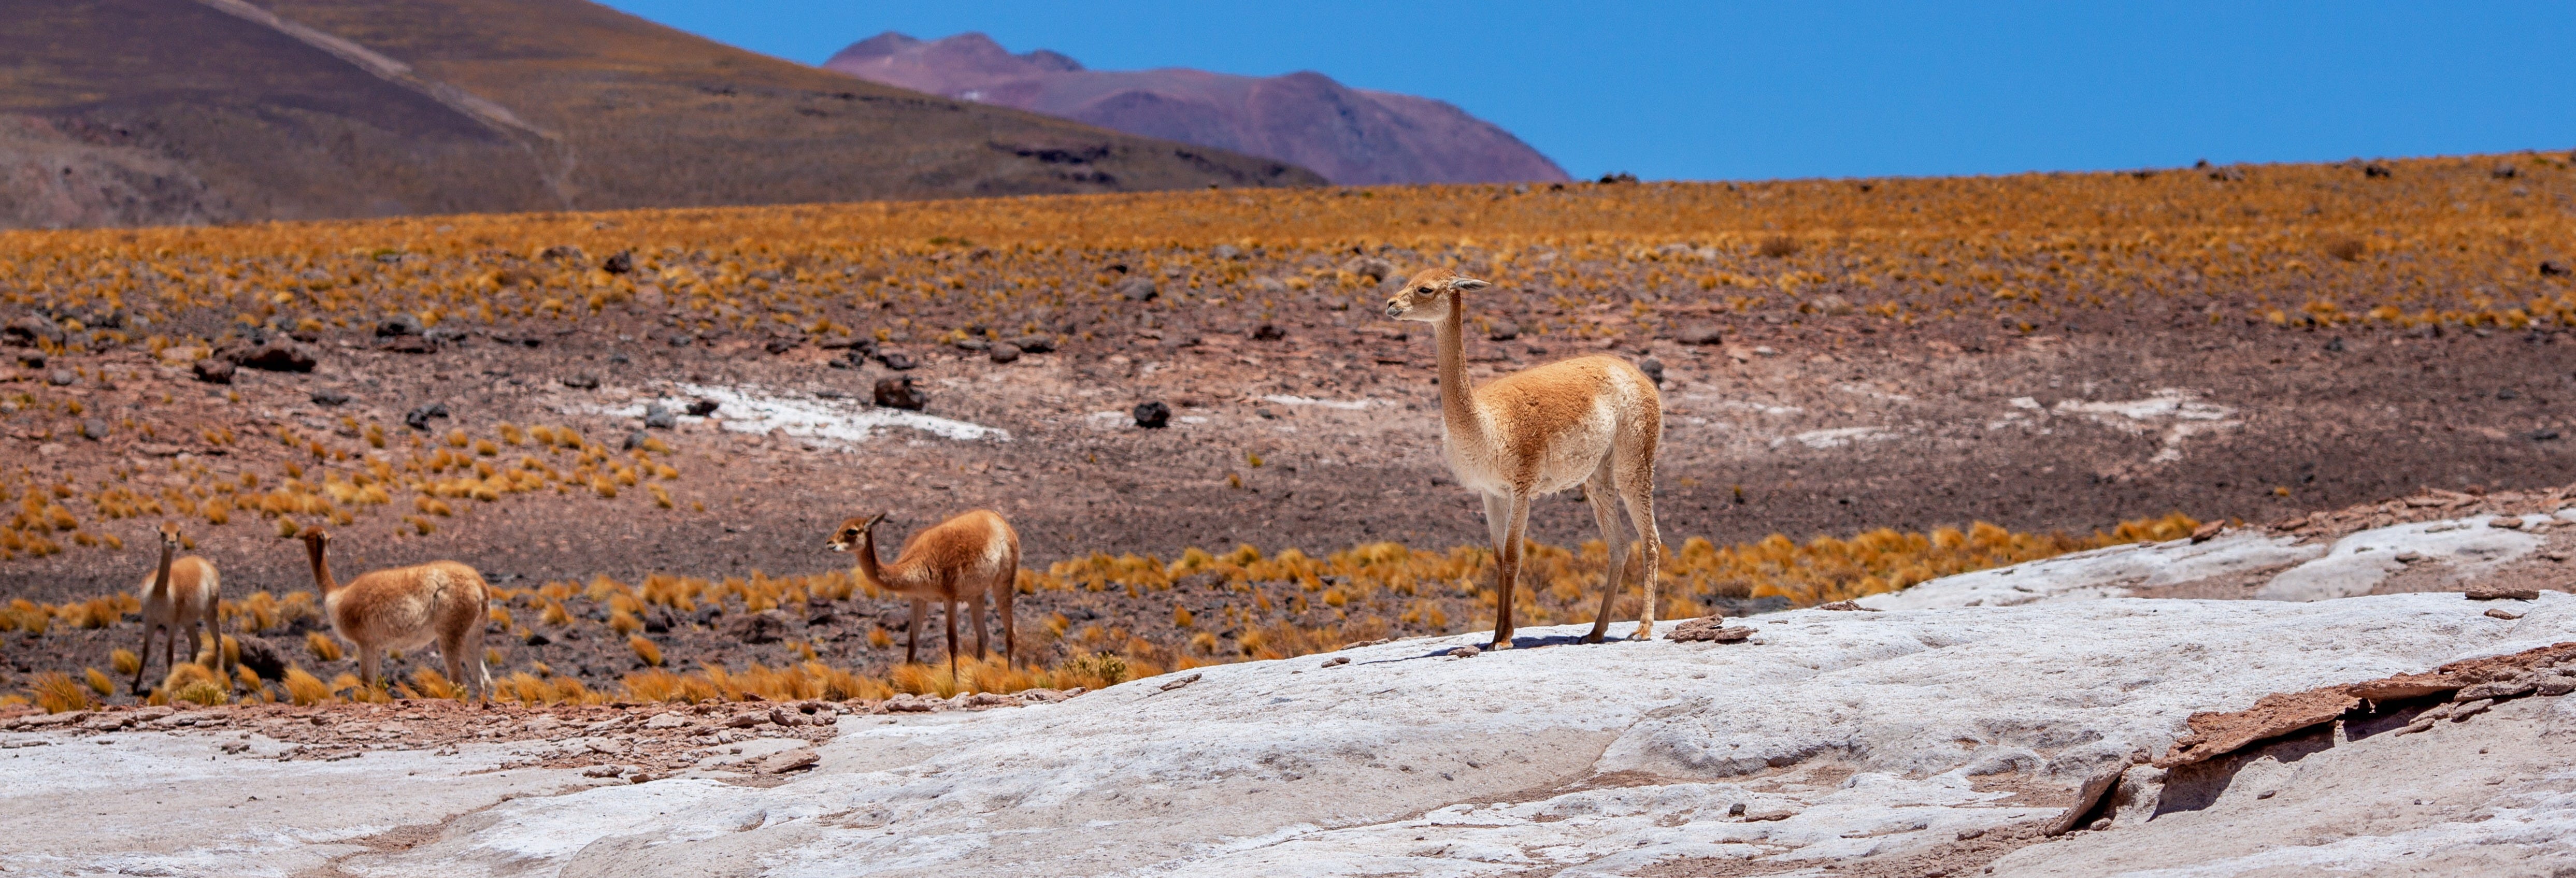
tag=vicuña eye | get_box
[1417,287,1432,293]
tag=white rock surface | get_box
[53,594,2551,876]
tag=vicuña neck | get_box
[1431,299,1485,444]
[305,541,340,596]
[852,528,897,593]
[150,541,176,597]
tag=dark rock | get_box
[220,340,317,372]
[1598,171,1639,183]
[47,369,76,386]
[1211,243,1243,260]
[600,251,634,274]
[1676,324,1724,346]
[16,352,42,368]
[1669,617,1755,642]
[523,630,551,646]
[403,403,450,431]
[561,373,600,390]
[2466,584,2541,601]
[2499,388,2520,400]
[622,430,650,451]
[1115,277,1158,301]
[764,338,798,355]
[235,636,289,680]
[1342,256,1395,281]
[2494,164,2521,179]
[3,315,65,347]
[2533,429,2560,441]
[2324,337,2344,353]
[309,388,351,407]
[191,358,235,384]
[643,404,677,429]
[78,419,107,440]
[875,350,917,371]
[874,377,926,410]
[1486,319,1520,341]
[1010,335,1055,354]
[1250,323,1286,341]
[1447,645,1481,658]
[684,398,720,418]
[1132,400,1171,428]
[954,338,990,352]
[642,609,674,634]
[989,342,1022,364]
[424,326,469,346]
[692,606,723,626]
[2543,261,2571,278]
[375,313,422,337]
[729,610,790,644]
[1637,357,1665,385]
[2363,163,2391,178]
[666,333,695,348]
[380,335,439,354]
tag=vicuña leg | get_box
[359,646,382,693]
[1581,467,1629,643]
[904,598,926,664]
[131,625,157,693]
[968,593,989,660]
[1485,493,1532,650]
[998,565,1018,669]
[1618,441,1664,640]
[944,597,961,681]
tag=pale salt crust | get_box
[588,382,1009,445]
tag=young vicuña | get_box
[826,509,1020,675]
[296,529,494,700]
[132,522,226,694]
[1384,267,1666,648]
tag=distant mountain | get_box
[825,33,1570,186]
[0,0,1320,231]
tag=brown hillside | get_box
[0,0,1323,229]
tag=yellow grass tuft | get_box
[163,663,227,706]
[629,635,663,667]
[306,631,343,662]
[283,667,332,705]
[83,667,114,697]
[405,668,461,700]
[28,672,95,713]
[111,648,140,677]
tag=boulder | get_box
[1676,324,1724,346]
[191,358,235,384]
[219,339,318,372]
[1115,277,1157,301]
[1132,400,1171,428]
[2,315,65,347]
[874,377,925,410]
[728,610,790,644]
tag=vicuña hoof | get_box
[1487,639,1513,651]
[1579,632,1606,644]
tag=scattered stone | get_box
[561,373,600,390]
[1636,357,1664,385]
[874,350,916,371]
[2394,551,2424,563]
[685,399,720,417]
[3,315,66,347]
[2536,429,2563,441]
[2047,765,2128,835]
[2456,679,2535,701]
[523,630,551,646]
[2540,678,2576,697]
[729,610,789,644]
[1341,256,1394,281]
[16,352,43,368]
[1676,324,1725,346]
[219,339,318,372]
[47,369,76,386]
[600,251,634,274]
[1816,600,1880,612]
[309,388,350,407]
[2450,698,2494,721]
[2543,260,2572,278]
[988,342,1022,364]
[643,405,676,429]
[191,357,235,384]
[2487,608,2525,621]
[1486,319,1521,341]
[380,335,439,354]
[2157,687,2358,767]
[757,750,820,774]
[1115,277,1158,301]
[1132,400,1171,428]
[1009,335,1055,354]
[403,403,450,431]
[1447,645,1481,658]
[1956,827,1986,841]
[872,377,925,410]
[2189,521,2224,543]
[764,338,798,355]
[234,636,288,680]
[1669,617,1755,643]
[1157,673,1203,693]
[77,419,107,440]
[2465,584,2540,601]
[2323,337,2345,353]
[953,338,989,352]
[375,314,423,337]
[622,430,651,451]
[1742,808,1795,823]
[1320,656,1350,668]
[2489,516,2525,530]
[1249,324,1286,342]
[582,765,625,778]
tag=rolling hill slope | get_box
[0,0,1322,229]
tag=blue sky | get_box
[597,1,2576,181]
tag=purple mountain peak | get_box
[823,33,1566,185]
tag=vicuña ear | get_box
[1448,277,1490,292]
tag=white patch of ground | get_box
[2052,388,2240,463]
[1258,395,1385,410]
[1782,426,1899,449]
[591,383,1008,445]
[2255,513,2557,601]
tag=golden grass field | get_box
[5,150,2569,707]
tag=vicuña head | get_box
[824,512,889,553]
[1383,267,1489,322]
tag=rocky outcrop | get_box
[825,32,1571,185]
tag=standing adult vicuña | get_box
[132,522,226,694]
[296,529,495,700]
[1384,267,1666,648]
[826,509,1019,676]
